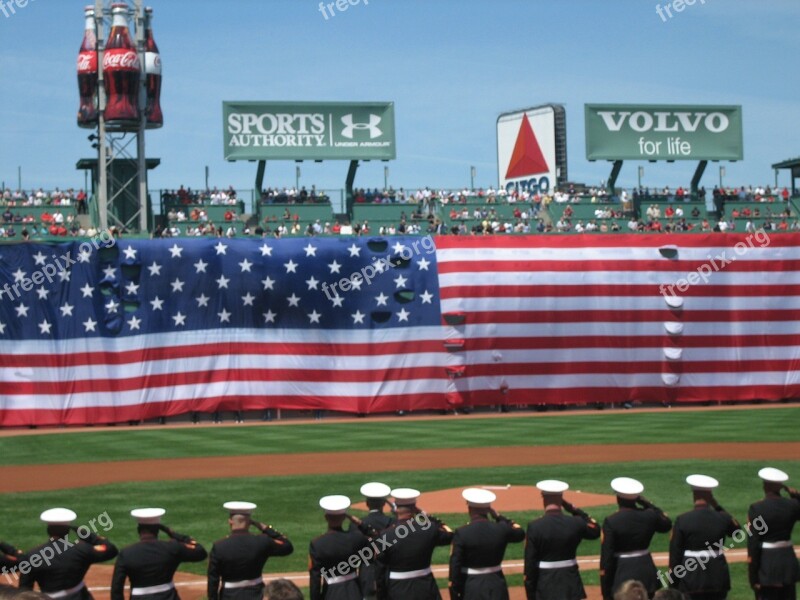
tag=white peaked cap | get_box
[319,495,351,515]
[758,467,789,483]
[686,474,719,491]
[41,508,77,525]
[462,488,496,508]
[360,482,391,499]
[391,488,421,506]
[536,480,569,494]
[223,501,257,515]
[611,477,644,499]
[130,508,165,524]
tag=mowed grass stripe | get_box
[1,407,797,466]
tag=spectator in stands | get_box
[2,208,11,223]
[691,206,701,218]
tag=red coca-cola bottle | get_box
[102,2,140,127]
[144,7,163,129]
[77,6,98,128]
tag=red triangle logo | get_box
[505,113,550,179]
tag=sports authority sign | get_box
[497,105,565,194]
[585,104,743,161]
[223,101,396,161]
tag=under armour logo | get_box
[341,114,382,139]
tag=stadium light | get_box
[384,165,389,191]
[638,166,644,188]
[296,165,301,190]
[719,166,726,188]
[470,166,476,191]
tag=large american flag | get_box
[1,234,798,426]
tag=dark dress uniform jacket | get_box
[207,529,293,600]
[747,493,800,595]
[358,511,393,600]
[308,526,371,600]
[600,502,672,599]
[111,533,207,600]
[377,515,454,600]
[19,532,118,600]
[1,541,21,573]
[669,504,739,597]
[524,509,601,600]
[448,514,525,600]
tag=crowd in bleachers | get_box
[260,186,330,204]
[161,186,239,205]
[1,188,88,214]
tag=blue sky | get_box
[1,0,799,197]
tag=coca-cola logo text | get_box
[103,51,140,71]
[77,52,98,73]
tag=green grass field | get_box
[1,407,797,600]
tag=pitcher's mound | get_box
[354,485,616,514]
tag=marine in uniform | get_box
[111,508,207,600]
[308,495,375,600]
[747,467,800,600]
[377,488,454,600]
[448,488,525,600]
[600,477,672,599]
[357,483,394,600]
[524,480,601,600]
[668,474,740,600]
[19,508,118,600]
[207,502,293,600]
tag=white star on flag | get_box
[105,299,120,313]
[125,281,140,295]
[328,260,341,274]
[102,265,116,279]
[284,259,298,273]
[242,292,255,306]
[57,270,70,282]
[171,278,185,293]
[375,292,389,306]
[12,268,26,283]
[0,322,5,334]
[287,293,301,307]
[196,294,210,307]
[392,242,406,255]
[60,303,74,317]
[259,244,273,257]
[348,244,361,257]
[83,318,97,332]
[420,290,434,304]
[123,246,137,260]
[80,283,94,298]
[32,252,47,266]
[352,311,365,324]
[330,295,345,308]
[397,308,410,322]
[214,242,228,255]
[77,250,91,263]
[308,310,322,324]
[194,259,208,273]
[216,275,230,289]
[15,304,29,318]
[262,276,275,290]
[304,244,317,257]
[168,244,183,258]
[218,308,232,323]
[38,320,52,335]
[147,262,162,276]
[172,312,187,326]
[417,258,431,271]
[127,316,142,331]
[306,276,319,290]
[150,296,164,311]
[36,287,48,300]
[263,310,277,324]
[239,258,253,272]
[394,275,408,288]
